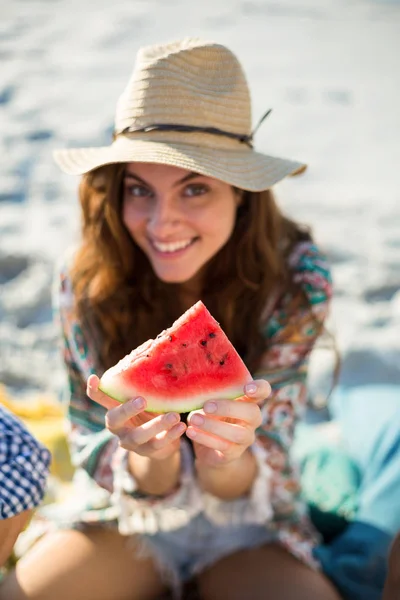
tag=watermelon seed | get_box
[200,340,207,346]
[219,353,229,366]
[168,335,173,342]
[209,332,216,338]
[181,343,187,347]
[206,352,214,363]
[165,363,173,369]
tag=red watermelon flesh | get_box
[99,301,252,413]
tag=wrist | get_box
[195,452,237,474]
[195,447,252,471]
[196,448,257,500]
[128,446,180,466]
[128,448,181,496]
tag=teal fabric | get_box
[295,384,400,536]
[293,422,360,540]
[297,384,400,600]
[300,447,360,541]
[314,521,392,600]
[330,385,400,535]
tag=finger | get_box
[202,399,262,427]
[188,413,255,447]
[105,397,147,431]
[186,426,237,454]
[87,374,121,411]
[119,412,180,448]
[244,379,271,404]
[151,422,187,451]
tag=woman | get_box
[0,39,341,600]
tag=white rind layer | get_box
[99,370,252,413]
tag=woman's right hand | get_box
[87,374,187,460]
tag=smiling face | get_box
[122,163,240,290]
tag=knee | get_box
[383,532,400,599]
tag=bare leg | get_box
[198,542,343,600]
[0,527,166,600]
[382,533,400,600]
[0,510,32,567]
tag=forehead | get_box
[124,162,196,181]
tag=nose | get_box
[147,196,181,236]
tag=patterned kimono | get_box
[54,240,332,569]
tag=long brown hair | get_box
[69,163,313,375]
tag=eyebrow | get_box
[124,170,202,188]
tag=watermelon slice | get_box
[99,301,252,413]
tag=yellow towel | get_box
[0,386,74,483]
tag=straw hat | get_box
[54,38,306,192]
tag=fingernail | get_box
[204,402,217,414]
[167,413,179,424]
[190,414,204,426]
[246,384,257,395]
[133,397,145,410]
[176,422,186,434]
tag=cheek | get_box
[122,201,143,236]
[210,202,237,240]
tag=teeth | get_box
[153,239,193,253]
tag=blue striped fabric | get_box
[0,405,51,519]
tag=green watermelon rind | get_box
[98,379,249,414]
[98,301,253,414]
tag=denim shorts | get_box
[138,512,274,597]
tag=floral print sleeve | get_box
[52,256,189,518]
[253,241,333,564]
[53,259,118,493]
[51,241,333,552]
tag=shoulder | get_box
[52,245,79,310]
[53,245,78,285]
[286,240,333,310]
[262,241,332,340]
[51,247,82,348]
[52,248,99,378]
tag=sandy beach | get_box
[0,0,399,402]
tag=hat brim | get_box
[53,137,306,192]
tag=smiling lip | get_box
[149,237,198,257]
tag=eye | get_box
[125,184,153,198]
[184,183,209,197]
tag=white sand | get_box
[0,0,399,399]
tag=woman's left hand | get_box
[187,379,270,468]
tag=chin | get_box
[154,268,198,285]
